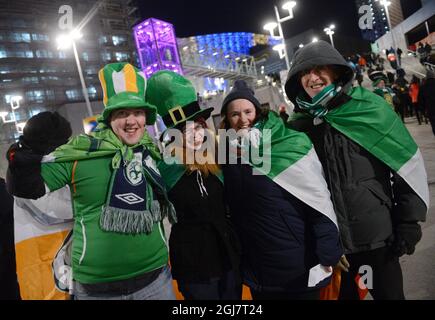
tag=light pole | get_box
[56,30,93,117]
[378,0,397,59]
[324,24,335,48]
[263,1,297,70]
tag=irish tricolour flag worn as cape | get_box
[323,87,430,210]
[241,111,338,227]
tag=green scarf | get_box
[296,84,340,118]
[43,122,177,234]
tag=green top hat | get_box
[98,63,157,125]
[146,70,213,130]
[368,70,388,87]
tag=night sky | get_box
[137,0,363,39]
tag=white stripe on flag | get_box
[397,148,430,210]
[14,187,73,243]
[273,147,338,228]
[113,70,127,94]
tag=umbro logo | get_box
[115,193,144,205]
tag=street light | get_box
[377,0,397,61]
[299,43,304,48]
[56,30,93,117]
[324,24,336,48]
[263,1,297,70]
[312,37,319,43]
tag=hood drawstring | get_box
[196,170,208,198]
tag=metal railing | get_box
[178,41,258,81]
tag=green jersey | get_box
[41,156,169,284]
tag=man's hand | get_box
[6,141,45,199]
[335,254,350,272]
[390,223,422,257]
[7,142,43,168]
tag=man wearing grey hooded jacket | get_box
[285,41,428,300]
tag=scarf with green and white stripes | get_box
[42,120,176,235]
[296,84,341,118]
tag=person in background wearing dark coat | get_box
[394,71,411,120]
[220,80,342,300]
[418,70,435,136]
[0,177,21,300]
[424,43,432,62]
[285,40,428,300]
[147,71,242,300]
[396,47,403,66]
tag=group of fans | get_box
[344,46,435,137]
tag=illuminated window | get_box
[87,86,97,99]
[112,35,127,46]
[65,89,81,100]
[10,32,31,42]
[115,52,129,61]
[101,52,111,61]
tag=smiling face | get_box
[300,66,336,98]
[226,99,257,130]
[183,121,205,151]
[377,79,386,89]
[110,108,146,145]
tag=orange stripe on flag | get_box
[124,64,138,93]
[15,230,70,300]
[71,160,78,194]
[98,69,108,105]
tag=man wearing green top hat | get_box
[6,63,177,300]
[146,70,242,300]
[369,70,396,109]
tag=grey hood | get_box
[284,40,354,105]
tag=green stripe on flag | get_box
[103,66,116,102]
[325,87,418,172]
[246,111,337,225]
[253,112,313,178]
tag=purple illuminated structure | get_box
[133,18,183,78]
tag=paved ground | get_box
[400,117,435,300]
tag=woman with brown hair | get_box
[146,70,241,300]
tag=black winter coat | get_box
[222,163,342,293]
[284,39,426,255]
[168,171,240,282]
[0,178,20,299]
[290,116,427,254]
[419,77,435,118]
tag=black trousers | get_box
[177,269,242,300]
[250,289,320,300]
[338,246,405,300]
[429,117,435,136]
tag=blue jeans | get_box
[73,265,176,300]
